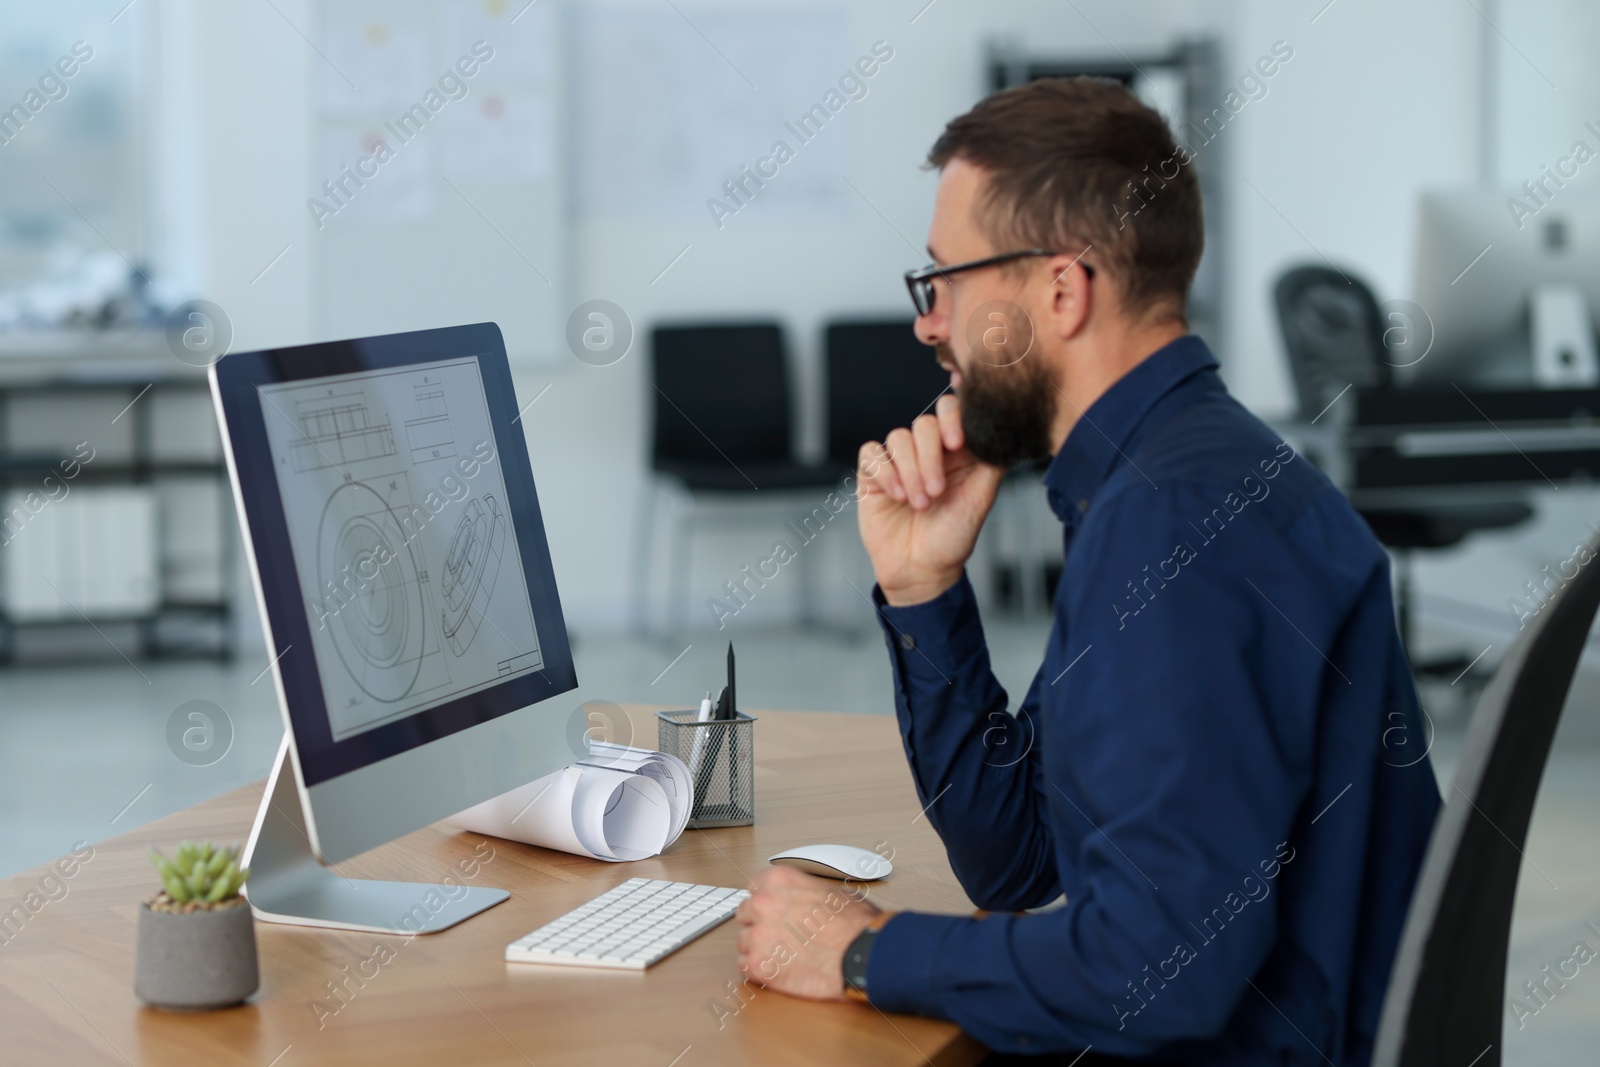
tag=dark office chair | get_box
[823,320,950,468]
[820,320,951,628]
[1274,266,1534,681]
[1373,529,1600,1066]
[632,322,844,635]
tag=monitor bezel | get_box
[211,322,578,789]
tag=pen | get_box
[724,643,738,810]
[689,690,713,778]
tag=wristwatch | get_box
[842,912,895,1002]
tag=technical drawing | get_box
[317,479,434,703]
[291,392,397,472]
[439,494,507,656]
[405,378,457,463]
[262,357,545,742]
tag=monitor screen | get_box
[212,323,578,788]
[258,357,544,742]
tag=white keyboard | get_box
[505,878,751,970]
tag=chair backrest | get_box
[1372,532,1600,1066]
[824,320,950,468]
[650,322,793,469]
[1273,265,1392,420]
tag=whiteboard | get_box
[310,0,567,366]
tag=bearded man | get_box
[734,77,1440,1067]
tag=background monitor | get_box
[1409,190,1600,386]
[211,322,578,932]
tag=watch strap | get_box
[842,911,895,1000]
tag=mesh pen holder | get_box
[656,710,756,828]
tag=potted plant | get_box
[134,841,258,1011]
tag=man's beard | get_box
[939,342,1055,469]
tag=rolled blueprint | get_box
[447,743,694,861]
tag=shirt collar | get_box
[1041,334,1219,524]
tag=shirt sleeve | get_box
[874,575,1062,912]
[867,485,1321,1057]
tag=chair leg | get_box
[1019,481,1044,617]
[797,529,819,629]
[1391,549,1471,683]
[1394,549,1416,654]
[630,479,658,637]
[981,484,1006,613]
[670,504,694,637]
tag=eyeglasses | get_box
[903,249,1093,317]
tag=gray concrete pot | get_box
[134,899,259,1011]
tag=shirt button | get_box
[900,633,916,650]
[1077,498,1090,513]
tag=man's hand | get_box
[857,394,1004,606]
[734,866,882,1001]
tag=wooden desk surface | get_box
[0,707,987,1067]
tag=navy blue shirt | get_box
[866,336,1440,1065]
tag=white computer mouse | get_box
[768,844,892,881]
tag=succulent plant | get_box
[149,841,248,906]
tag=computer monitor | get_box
[210,322,578,933]
[1410,189,1600,385]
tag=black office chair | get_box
[823,320,950,469]
[1274,266,1534,682]
[1373,529,1600,1066]
[632,322,844,635]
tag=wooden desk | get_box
[0,708,987,1066]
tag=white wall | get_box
[1221,0,1483,413]
[1492,0,1600,189]
[154,0,315,353]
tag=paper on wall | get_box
[447,744,694,861]
[443,93,553,184]
[572,5,852,219]
[321,23,431,117]
[441,0,557,89]
[318,128,435,224]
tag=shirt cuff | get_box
[872,572,988,684]
[863,910,970,1017]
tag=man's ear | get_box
[1043,253,1093,341]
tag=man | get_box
[735,78,1440,1065]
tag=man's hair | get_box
[928,77,1203,320]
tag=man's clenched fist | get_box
[857,393,1004,606]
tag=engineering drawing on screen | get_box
[258,358,543,741]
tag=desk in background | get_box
[1308,383,1600,500]
[0,707,987,1067]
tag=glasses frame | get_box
[903,249,1093,317]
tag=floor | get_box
[0,615,1595,1063]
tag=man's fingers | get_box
[884,427,926,508]
[935,393,963,451]
[912,414,946,498]
[766,865,813,886]
[857,440,903,502]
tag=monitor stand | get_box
[241,737,509,935]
